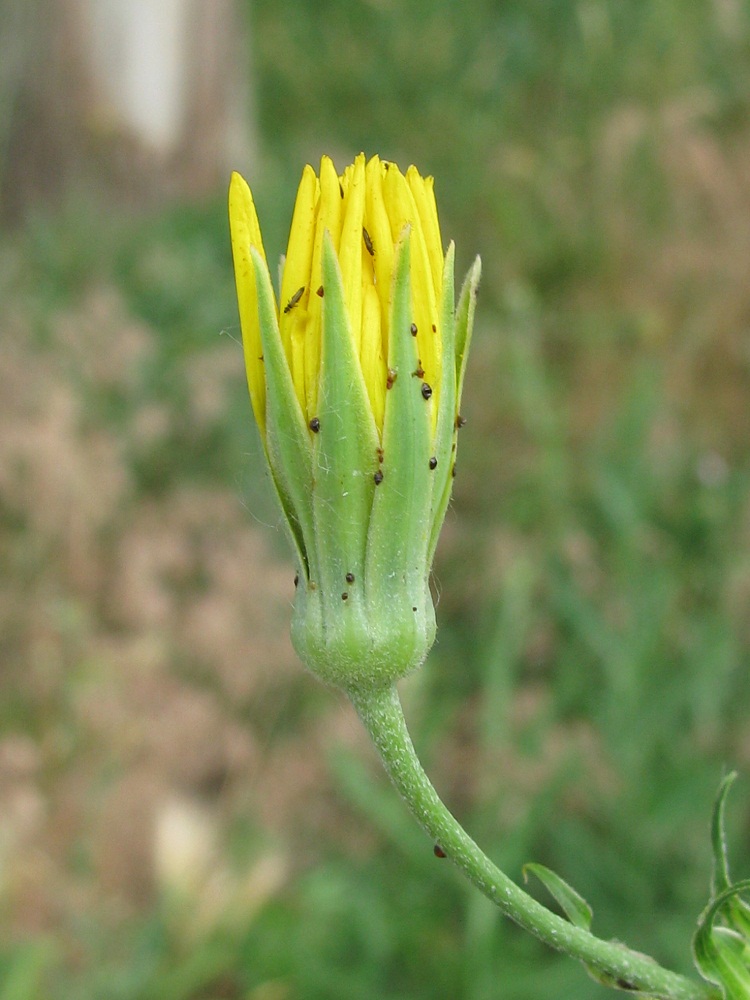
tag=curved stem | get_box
[348,684,717,1000]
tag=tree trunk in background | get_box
[0,0,256,224]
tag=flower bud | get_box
[229,154,480,692]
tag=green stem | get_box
[349,683,717,1000]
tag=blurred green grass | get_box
[2,0,750,997]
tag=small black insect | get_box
[456,414,467,429]
[429,457,438,470]
[341,592,349,601]
[421,382,433,400]
[433,844,446,858]
[309,417,321,433]
[431,323,437,332]
[345,572,355,584]
[294,572,299,587]
[451,463,457,478]
[316,285,324,297]
[374,470,384,485]
[363,227,375,257]
[284,286,304,314]
[410,322,418,336]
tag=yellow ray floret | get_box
[228,171,270,435]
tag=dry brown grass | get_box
[0,286,374,946]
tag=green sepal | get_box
[291,231,380,687]
[312,228,379,606]
[426,243,457,566]
[427,252,481,566]
[455,254,482,405]
[250,247,314,577]
[364,227,436,679]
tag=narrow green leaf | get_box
[521,863,661,993]
[523,862,593,930]
[712,772,738,896]
[694,880,750,997]
[708,774,750,942]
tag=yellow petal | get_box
[279,164,319,364]
[364,156,395,362]
[304,156,343,421]
[228,171,271,435]
[319,155,345,249]
[338,153,366,356]
[406,167,443,302]
[360,280,386,430]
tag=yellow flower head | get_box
[230,153,446,436]
[229,154,480,692]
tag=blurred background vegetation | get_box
[1,0,750,997]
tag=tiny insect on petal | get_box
[284,286,305,313]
